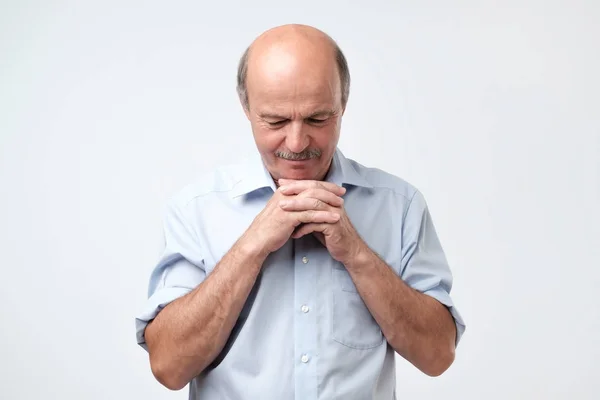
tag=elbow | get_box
[150,355,191,391]
[421,346,455,377]
[388,331,456,377]
[145,323,195,390]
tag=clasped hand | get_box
[245,178,364,264]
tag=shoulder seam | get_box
[367,185,413,200]
[401,189,420,226]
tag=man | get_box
[135,24,465,399]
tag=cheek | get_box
[311,125,340,149]
[252,125,284,152]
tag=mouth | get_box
[282,157,312,162]
[280,158,316,166]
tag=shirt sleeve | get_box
[400,190,466,345]
[135,197,206,351]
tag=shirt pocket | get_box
[331,266,385,349]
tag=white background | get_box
[1,1,599,399]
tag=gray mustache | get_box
[275,149,322,160]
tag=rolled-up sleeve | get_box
[400,190,466,345]
[135,197,206,351]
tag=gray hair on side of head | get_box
[236,41,351,111]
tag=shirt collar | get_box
[230,147,373,199]
[325,148,373,189]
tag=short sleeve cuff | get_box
[135,287,192,351]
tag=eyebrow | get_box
[259,112,287,120]
[307,109,336,118]
[258,109,336,120]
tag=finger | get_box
[280,197,331,212]
[279,180,346,196]
[294,210,340,225]
[279,190,343,210]
[296,188,344,207]
[292,223,326,239]
[312,231,326,246]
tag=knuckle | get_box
[317,189,329,200]
[306,188,318,197]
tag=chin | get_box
[284,168,327,182]
[270,157,326,181]
[280,171,313,180]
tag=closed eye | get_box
[306,118,328,124]
[266,120,288,128]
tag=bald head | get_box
[236,24,350,111]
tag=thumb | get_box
[312,232,326,246]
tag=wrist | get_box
[235,235,270,265]
[342,239,372,271]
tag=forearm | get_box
[145,238,268,390]
[344,244,456,376]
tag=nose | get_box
[285,121,310,153]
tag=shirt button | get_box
[301,354,309,363]
[301,305,309,313]
[302,256,309,264]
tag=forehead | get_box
[246,44,341,113]
[253,90,336,118]
[251,79,340,118]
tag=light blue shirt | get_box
[135,147,465,399]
